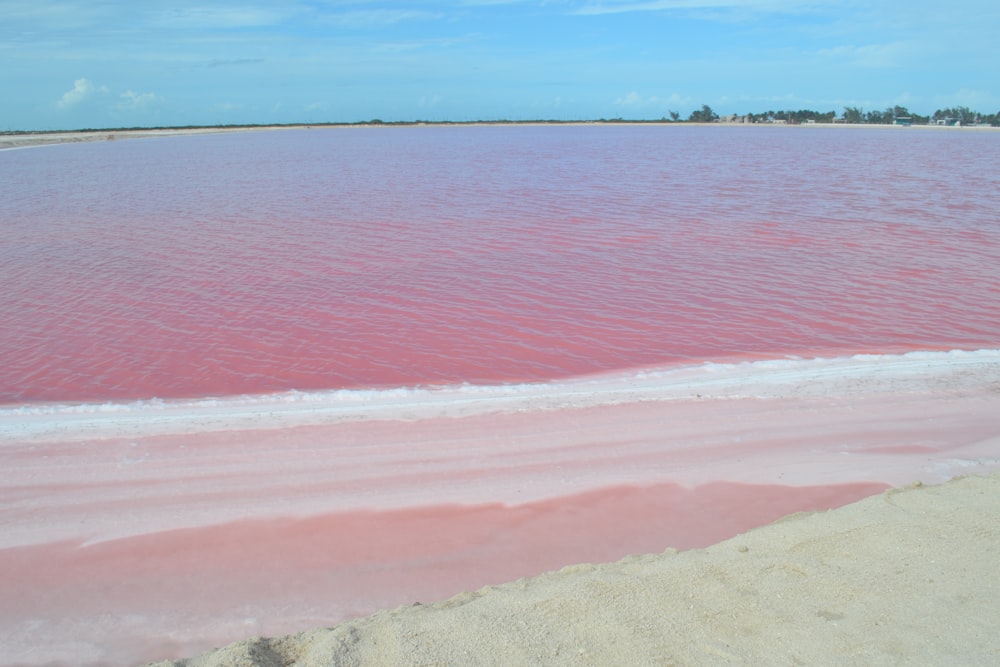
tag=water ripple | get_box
[2,126,999,403]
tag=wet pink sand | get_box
[3,362,999,666]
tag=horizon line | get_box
[6,116,1000,136]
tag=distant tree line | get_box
[8,106,999,135]
[673,104,999,126]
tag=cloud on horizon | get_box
[615,91,692,111]
[57,78,109,108]
[817,42,910,68]
[53,77,163,122]
[118,90,162,110]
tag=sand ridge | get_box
[147,472,1000,666]
[0,126,301,150]
[4,121,995,151]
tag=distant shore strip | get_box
[3,120,998,151]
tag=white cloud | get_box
[372,35,476,52]
[616,91,643,106]
[320,9,442,29]
[933,88,999,110]
[817,43,909,68]
[118,90,161,109]
[576,0,815,15]
[153,6,291,29]
[197,58,266,69]
[57,77,108,108]
[615,91,691,109]
[57,78,160,115]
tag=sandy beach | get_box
[3,121,994,152]
[0,126,305,151]
[147,470,1000,666]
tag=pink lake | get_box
[1,126,999,665]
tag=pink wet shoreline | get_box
[2,480,888,666]
[2,377,1000,665]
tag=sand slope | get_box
[148,472,1000,666]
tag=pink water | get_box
[3,126,999,405]
[2,126,1000,666]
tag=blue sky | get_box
[2,0,998,130]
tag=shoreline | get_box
[3,120,996,150]
[5,349,998,444]
[0,125,301,151]
[2,357,998,664]
[143,471,1000,666]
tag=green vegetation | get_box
[687,105,720,123]
[725,104,998,126]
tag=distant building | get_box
[893,117,912,126]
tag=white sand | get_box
[0,127,301,151]
[147,471,1000,666]
[5,122,995,152]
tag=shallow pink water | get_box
[0,480,890,665]
[3,383,999,665]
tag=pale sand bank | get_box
[149,471,1000,666]
[3,121,993,150]
[0,126,302,150]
